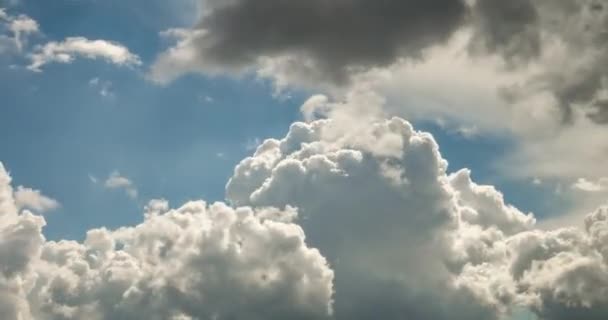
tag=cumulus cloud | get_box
[4,94,608,318]
[104,171,138,199]
[0,163,334,320]
[225,95,608,320]
[13,186,59,213]
[226,102,530,319]
[28,37,141,71]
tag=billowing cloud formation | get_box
[0,163,334,319]
[28,37,141,71]
[226,96,608,319]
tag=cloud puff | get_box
[28,37,141,71]
[104,171,138,199]
[13,186,59,213]
[0,163,334,320]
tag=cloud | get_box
[8,14,38,51]
[226,95,608,320]
[148,0,608,193]
[226,98,534,319]
[0,8,38,52]
[28,37,141,71]
[150,0,469,84]
[0,163,334,320]
[149,0,608,129]
[572,177,608,193]
[104,171,138,199]
[4,97,608,318]
[13,186,59,213]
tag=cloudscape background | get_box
[2,0,608,319]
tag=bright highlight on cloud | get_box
[28,37,141,71]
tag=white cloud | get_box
[9,14,38,51]
[4,90,608,319]
[572,177,608,193]
[226,95,608,319]
[104,171,138,199]
[0,163,334,320]
[0,9,38,52]
[227,96,536,319]
[13,186,59,213]
[28,37,141,71]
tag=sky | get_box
[1,0,608,320]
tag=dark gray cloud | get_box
[177,0,469,83]
[469,0,541,65]
[154,0,608,127]
[471,0,608,124]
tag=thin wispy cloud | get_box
[28,37,141,71]
[104,171,138,199]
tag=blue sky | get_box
[0,0,565,242]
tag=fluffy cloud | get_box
[28,37,141,71]
[225,116,516,319]
[13,186,59,213]
[225,95,608,320]
[4,98,608,319]
[0,163,334,320]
